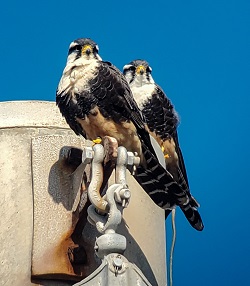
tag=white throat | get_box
[128,74,155,109]
[57,55,101,97]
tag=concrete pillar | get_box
[0,101,166,286]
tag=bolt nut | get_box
[127,152,134,166]
[133,156,140,166]
[120,188,131,200]
[82,146,93,164]
[113,257,123,269]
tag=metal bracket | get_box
[73,253,152,286]
[86,143,139,216]
[69,139,153,286]
[87,146,137,259]
[68,140,140,217]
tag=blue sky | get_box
[1,0,249,285]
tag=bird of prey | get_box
[56,38,153,159]
[56,39,203,230]
[123,59,204,231]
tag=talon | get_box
[93,137,102,144]
[161,143,170,158]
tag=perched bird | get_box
[56,39,203,230]
[123,59,203,230]
[56,38,152,159]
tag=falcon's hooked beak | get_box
[82,44,93,56]
[136,65,146,75]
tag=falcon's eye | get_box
[128,66,136,72]
[68,44,81,54]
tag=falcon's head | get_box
[123,59,155,87]
[66,38,102,63]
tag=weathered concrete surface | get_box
[0,101,67,129]
[0,101,166,286]
[31,134,86,279]
[0,127,34,286]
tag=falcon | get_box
[56,38,152,159]
[56,39,203,231]
[123,59,204,230]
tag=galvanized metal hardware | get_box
[86,144,136,260]
[87,144,109,212]
[88,183,128,260]
[113,255,123,276]
[86,143,140,216]
[81,146,94,165]
[86,145,139,235]
[73,253,152,286]
[72,141,155,285]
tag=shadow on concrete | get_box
[34,146,157,285]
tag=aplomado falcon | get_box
[123,59,204,231]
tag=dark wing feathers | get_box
[172,130,190,188]
[155,87,190,189]
[149,85,179,139]
[101,61,145,128]
[56,89,86,137]
[143,87,176,138]
[94,61,156,156]
[140,84,204,230]
[144,85,190,189]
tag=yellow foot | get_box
[161,143,170,158]
[92,137,102,144]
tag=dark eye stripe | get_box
[124,66,135,72]
[93,46,99,53]
[68,44,81,54]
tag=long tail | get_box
[134,142,204,231]
[180,194,204,231]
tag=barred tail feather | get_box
[135,141,204,231]
[180,203,204,231]
[135,165,176,209]
[135,142,187,208]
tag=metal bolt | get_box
[133,156,140,166]
[120,188,131,200]
[113,256,123,270]
[127,152,134,166]
[82,146,94,164]
[127,151,140,176]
